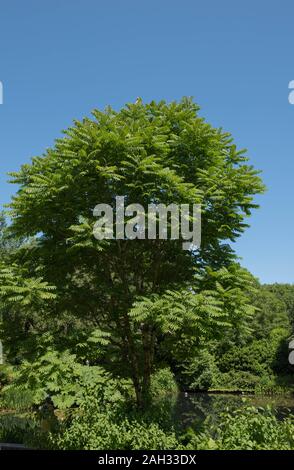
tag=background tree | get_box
[263,284,294,330]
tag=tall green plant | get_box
[5,98,264,406]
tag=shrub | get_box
[54,407,179,450]
[183,406,294,450]
[1,350,130,411]
[151,368,178,398]
[52,389,179,450]
[0,364,15,388]
[178,350,219,390]
[214,371,260,391]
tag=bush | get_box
[183,406,294,450]
[214,371,260,391]
[54,405,179,450]
[178,350,219,391]
[51,382,179,450]
[0,364,15,389]
[151,368,178,398]
[1,350,130,411]
[218,340,269,376]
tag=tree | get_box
[263,284,294,330]
[6,98,264,407]
[0,262,56,363]
[249,284,291,339]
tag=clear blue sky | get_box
[0,0,293,284]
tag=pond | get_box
[174,392,294,430]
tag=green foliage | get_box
[0,212,9,259]
[0,364,15,388]
[50,372,179,450]
[179,350,219,390]
[175,277,294,394]
[150,368,178,398]
[219,340,270,375]
[249,285,291,339]
[184,406,294,450]
[0,263,56,309]
[1,350,124,410]
[0,413,38,445]
[0,211,23,259]
[0,99,293,450]
[0,261,57,363]
[264,283,294,329]
[3,98,264,405]
[53,400,179,450]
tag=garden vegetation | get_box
[0,99,293,449]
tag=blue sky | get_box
[0,0,293,283]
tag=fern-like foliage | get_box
[0,263,56,309]
[129,264,257,361]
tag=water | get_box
[175,392,294,430]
